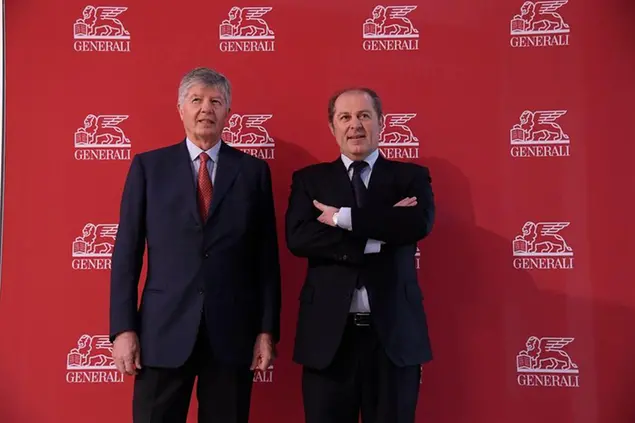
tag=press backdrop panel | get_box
[1,1,634,422]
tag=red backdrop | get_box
[1,0,634,422]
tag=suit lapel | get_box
[207,141,242,223]
[176,140,202,226]
[330,158,357,207]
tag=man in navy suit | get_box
[109,67,281,423]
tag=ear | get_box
[177,104,184,120]
[378,114,384,127]
[223,107,232,126]
[329,122,335,136]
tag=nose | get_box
[349,116,363,128]
[200,99,214,113]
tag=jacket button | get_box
[204,253,209,258]
[342,254,348,260]
[198,287,205,294]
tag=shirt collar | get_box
[340,148,379,171]
[186,138,221,163]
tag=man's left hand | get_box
[313,200,339,227]
[251,333,276,372]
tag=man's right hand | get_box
[394,197,418,207]
[112,331,142,376]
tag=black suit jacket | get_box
[109,140,281,368]
[285,154,434,369]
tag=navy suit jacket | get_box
[109,140,281,368]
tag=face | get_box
[330,91,383,160]
[178,83,230,146]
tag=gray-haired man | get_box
[109,67,281,423]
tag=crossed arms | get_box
[285,165,435,263]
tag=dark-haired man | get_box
[285,87,435,423]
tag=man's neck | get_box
[189,137,219,151]
[342,148,378,162]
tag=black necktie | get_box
[350,160,368,208]
[350,160,368,290]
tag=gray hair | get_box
[177,67,232,108]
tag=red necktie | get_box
[197,153,213,222]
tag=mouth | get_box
[198,118,214,125]
[347,134,366,140]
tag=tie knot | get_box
[199,152,210,163]
[350,160,368,172]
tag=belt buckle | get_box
[354,312,370,327]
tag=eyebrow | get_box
[336,109,372,116]
[188,93,223,100]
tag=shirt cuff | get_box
[336,207,352,230]
[364,239,382,254]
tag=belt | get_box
[348,312,371,327]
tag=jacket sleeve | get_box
[109,154,146,342]
[285,170,366,265]
[350,165,434,245]
[255,162,282,343]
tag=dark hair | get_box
[327,87,383,124]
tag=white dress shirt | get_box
[335,149,384,313]
[185,138,221,184]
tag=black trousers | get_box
[302,314,421,423]
[132,317,254,423]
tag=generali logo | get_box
[362,5,419,51]
[222,114,275,160]
[72,223,118,270]
[512,221,573,270]
[378,113,419,161]
[510,1,570,48]
[516,336,579,388]
[219,7,275,53]
[253,364,274,383]
[510,110,570,158]
[66,334,123,384]
[74,114,131,161]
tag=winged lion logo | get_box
[222,114,274,147]
[363,5,419,38]
[67,334,116,370]
[72,223,118,257]
[379,113,419,146]
[511,1,570,34]
[510,110,569,145]
[74,6,130,39]
[220,7,274,39]
[513,221,573,256]
[74,114,131,148]
[517,336,578,373]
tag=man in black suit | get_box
[109,67,281,423]
[285,87,435,423]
